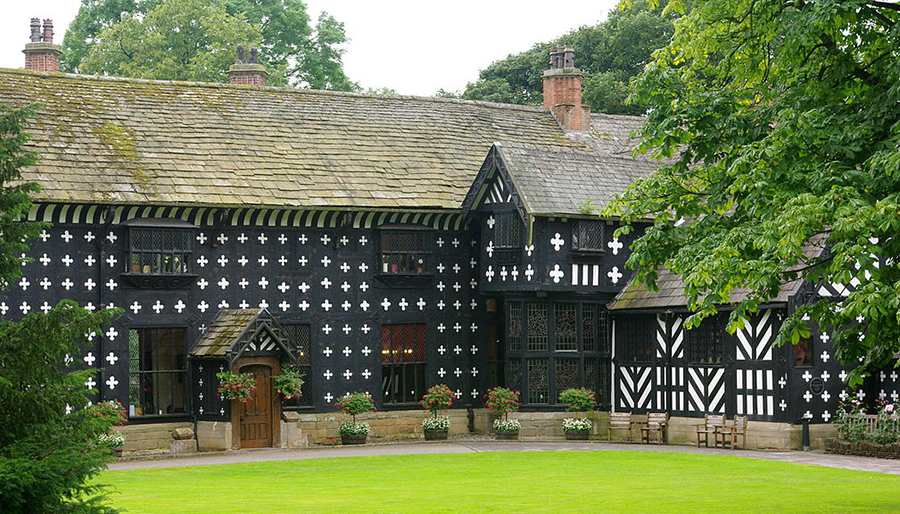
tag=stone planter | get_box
[424,429,449,441]
[111,447,123,459]
[825,438,900,459]
[495,430,519,440]
[565,430,590,441]
[341,434,368,445]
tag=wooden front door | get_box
[239,364,273,448]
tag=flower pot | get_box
[495,430,519,440]
[424,429,449,441]
[565,430,590,441]
[341,434,368,445]
[111,447,124,458]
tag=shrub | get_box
[558,388,596,413]
[216,371,256,403]
[422,416,450,431]
[335,392,375,424]
[420,384,454,418]
[485,387,520,421]
[273,367,305,401]
[86,399,128,427]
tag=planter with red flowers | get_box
[336,392,375,445]
[216,371,256,404]
[485,387,521,440]
[420,384,454,440]
[87,400,128,457]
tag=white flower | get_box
[422,416,451,431]
[492,418,521,432]
[562,418,592,432]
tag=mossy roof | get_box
[192,309,260,358]
[0,69,598,210]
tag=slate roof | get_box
[191,309,259,358]
[497,129,658,216]
[0,69,590,210]
[609,239,827,310]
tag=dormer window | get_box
[494,211,521,249]
[120,219,199,289]
[128,227,193,274]
[571,220,604,252]
[378,228,431,275]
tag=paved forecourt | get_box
[107,441,900,476]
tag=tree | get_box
[606,0,900,383]
[79,0,264,84]
[460,0,675,114]
[0,105,121,512]
[64,0,357,89]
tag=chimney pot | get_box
[24,17,62,72]
[42,19,54,43]
[228,45,267,86]
[29,18,41,42]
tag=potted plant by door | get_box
[273,366,305,401]
[559,387,596,440]
[420,384,454,440]
[216,371,257,404]
[486,387,521,440]
[335,392,375,445]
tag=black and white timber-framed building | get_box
[4,30,897,452]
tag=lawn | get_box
[100,451,900,513]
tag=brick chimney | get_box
[542,46,590,131]
[228,45,267,86]
[23,18,62,72]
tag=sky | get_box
[0,0,619,96]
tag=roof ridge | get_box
[0,67,548,113]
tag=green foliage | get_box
[484,387,520,420]
[65,0,357,89]
[420,384,453,417]
[578,198,597,215]
[272,367,305,401]
[606,0,900,383]
[0,301,120,514]
[79,0,262,83]
[335,392,375,423]
[834,398,899,445]
[461,0,675,114]
[558,387,597,413]
[0,105,44,283]
[215,371,256,403]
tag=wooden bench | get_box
[641,412,669,444]
[695,414,726,447]
[716,415,747,449]
[608,412,634,442]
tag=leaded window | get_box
[494,211,521,249]
[280,324,313,407]
[686,315,725,365]
[379,231,430,274]
[508,302,523,351]
[572,220,604,251]
[381,324,426,404]
[527,303,548,351]
[527,358,549,403]
[554,303,577,351]
[505,301,611,407]
[128,327,187,417]
[619,314,655,363]
[128,228,192,274]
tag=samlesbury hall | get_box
[3,20,896,454]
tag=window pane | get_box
[793,337,813,367]
[555,359,579,394]
[527,303,548,352]
[508,360,523,392]
[495,212,521,249]
[572,220,604,250]
[508,302,522,352]
[554,303,577,351]
[583,305,595,352]
[128,327,187,417]
[527,358,549,403]
[381,324,426,404]
[686,315,724,364]
[620,315,654,363]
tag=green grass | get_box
[100,451,900,513]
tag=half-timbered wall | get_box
[5,203,492,422]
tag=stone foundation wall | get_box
[196,420,232,452]
[114,422,196,457]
